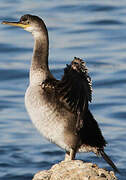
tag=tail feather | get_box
[99,149,119,173]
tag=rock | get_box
[32,160,117,180]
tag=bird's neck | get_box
[30,31,51,85]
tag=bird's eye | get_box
[20,16,29,23]
[20,19,30,25]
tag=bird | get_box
[2,14,119,172]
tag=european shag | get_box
[2,14,118,172]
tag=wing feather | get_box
[58,57,92,133]
[59,57,92,112]
[42,57,92,133]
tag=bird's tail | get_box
[99,149,119,173]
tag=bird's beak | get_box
[1,21,30,29]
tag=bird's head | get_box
[2,14,47,38]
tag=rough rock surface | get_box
[32,160,117,180]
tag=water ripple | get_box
[0,43,32,53]
[85,4,119,12]
[87,19,123,26]
[0,69,27,81]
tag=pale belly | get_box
[25,85,77,151]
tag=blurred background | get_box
[0,0,126,179]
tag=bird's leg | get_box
[65,149,76,161]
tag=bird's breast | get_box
[25,85,77,151]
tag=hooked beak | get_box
[1,21,30,29]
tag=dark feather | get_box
[42,57,92,133]
[99,149,119,172]
[79,109,107,148]
[60,57,92,107]
[58,57,92,132]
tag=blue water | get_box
[0,1,126,179]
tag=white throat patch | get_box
[25,26,33,32]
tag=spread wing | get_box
[58,57,92,133]
[42,57,92,133]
